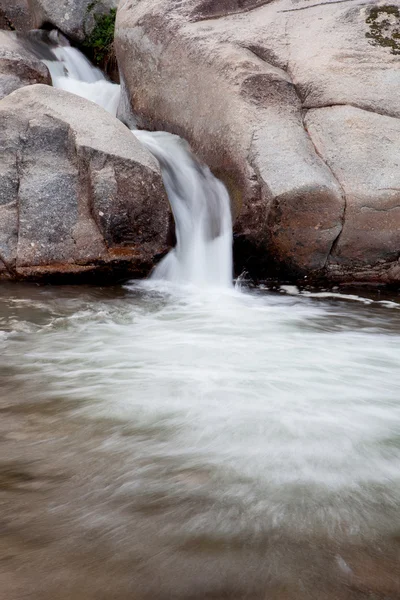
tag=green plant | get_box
[83,7,117,66]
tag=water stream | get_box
[42,35,233,287]
[40,31,121,115]
[1,34,400,600]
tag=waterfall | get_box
[134,131,232,287]
[37,32,233,288]
[34,30,121,116]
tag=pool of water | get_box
[1,281,400,599]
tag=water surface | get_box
[1,281,400,599]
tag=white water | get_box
[14,36,400,589]
[2,282,400,546]
[134,130,233,286]
[43,37,121,116]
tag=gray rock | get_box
[0,30,50,100]
[116,0,400,283]
[305,106,400,284]
[0,0,33,31]
[0,84,170,281]
[28,0,119,42]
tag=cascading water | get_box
[39,33,233,288]
[133,131,232,287]
[34,30,121,116]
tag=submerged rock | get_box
[115,0,400,284]
[0,84,170,281]
[0,30,50,100]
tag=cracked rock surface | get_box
[0,84,170,281]
[116,0,400,283]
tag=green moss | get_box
[366,5,400,55]
[82,7,117,67]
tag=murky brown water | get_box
[1,282,400,600]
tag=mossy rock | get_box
[366,5,400,55]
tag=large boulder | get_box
[116,0,400,283]
[0,84,170,281]
[0,30,50,100]
[27,0,118,43]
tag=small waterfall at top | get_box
[34,31,233,288]
[37,30,121,116]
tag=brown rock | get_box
[0,0,33,31]
[28,0,119,43]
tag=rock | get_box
[0,30,50,100]
[0,0,33,31]
[0,8,12,31]
[115,0,400,283]
[0,84,170,281]
[28,0,119,43]
[305,106,400,284]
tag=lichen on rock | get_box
[366,4,400,55]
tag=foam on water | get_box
[2,283,400,540]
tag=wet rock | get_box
[0,30,50,101]
[115,0,400,283]
[0,84,170,282]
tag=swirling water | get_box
[1,282,400,598]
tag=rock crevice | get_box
[279,0,369,13]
